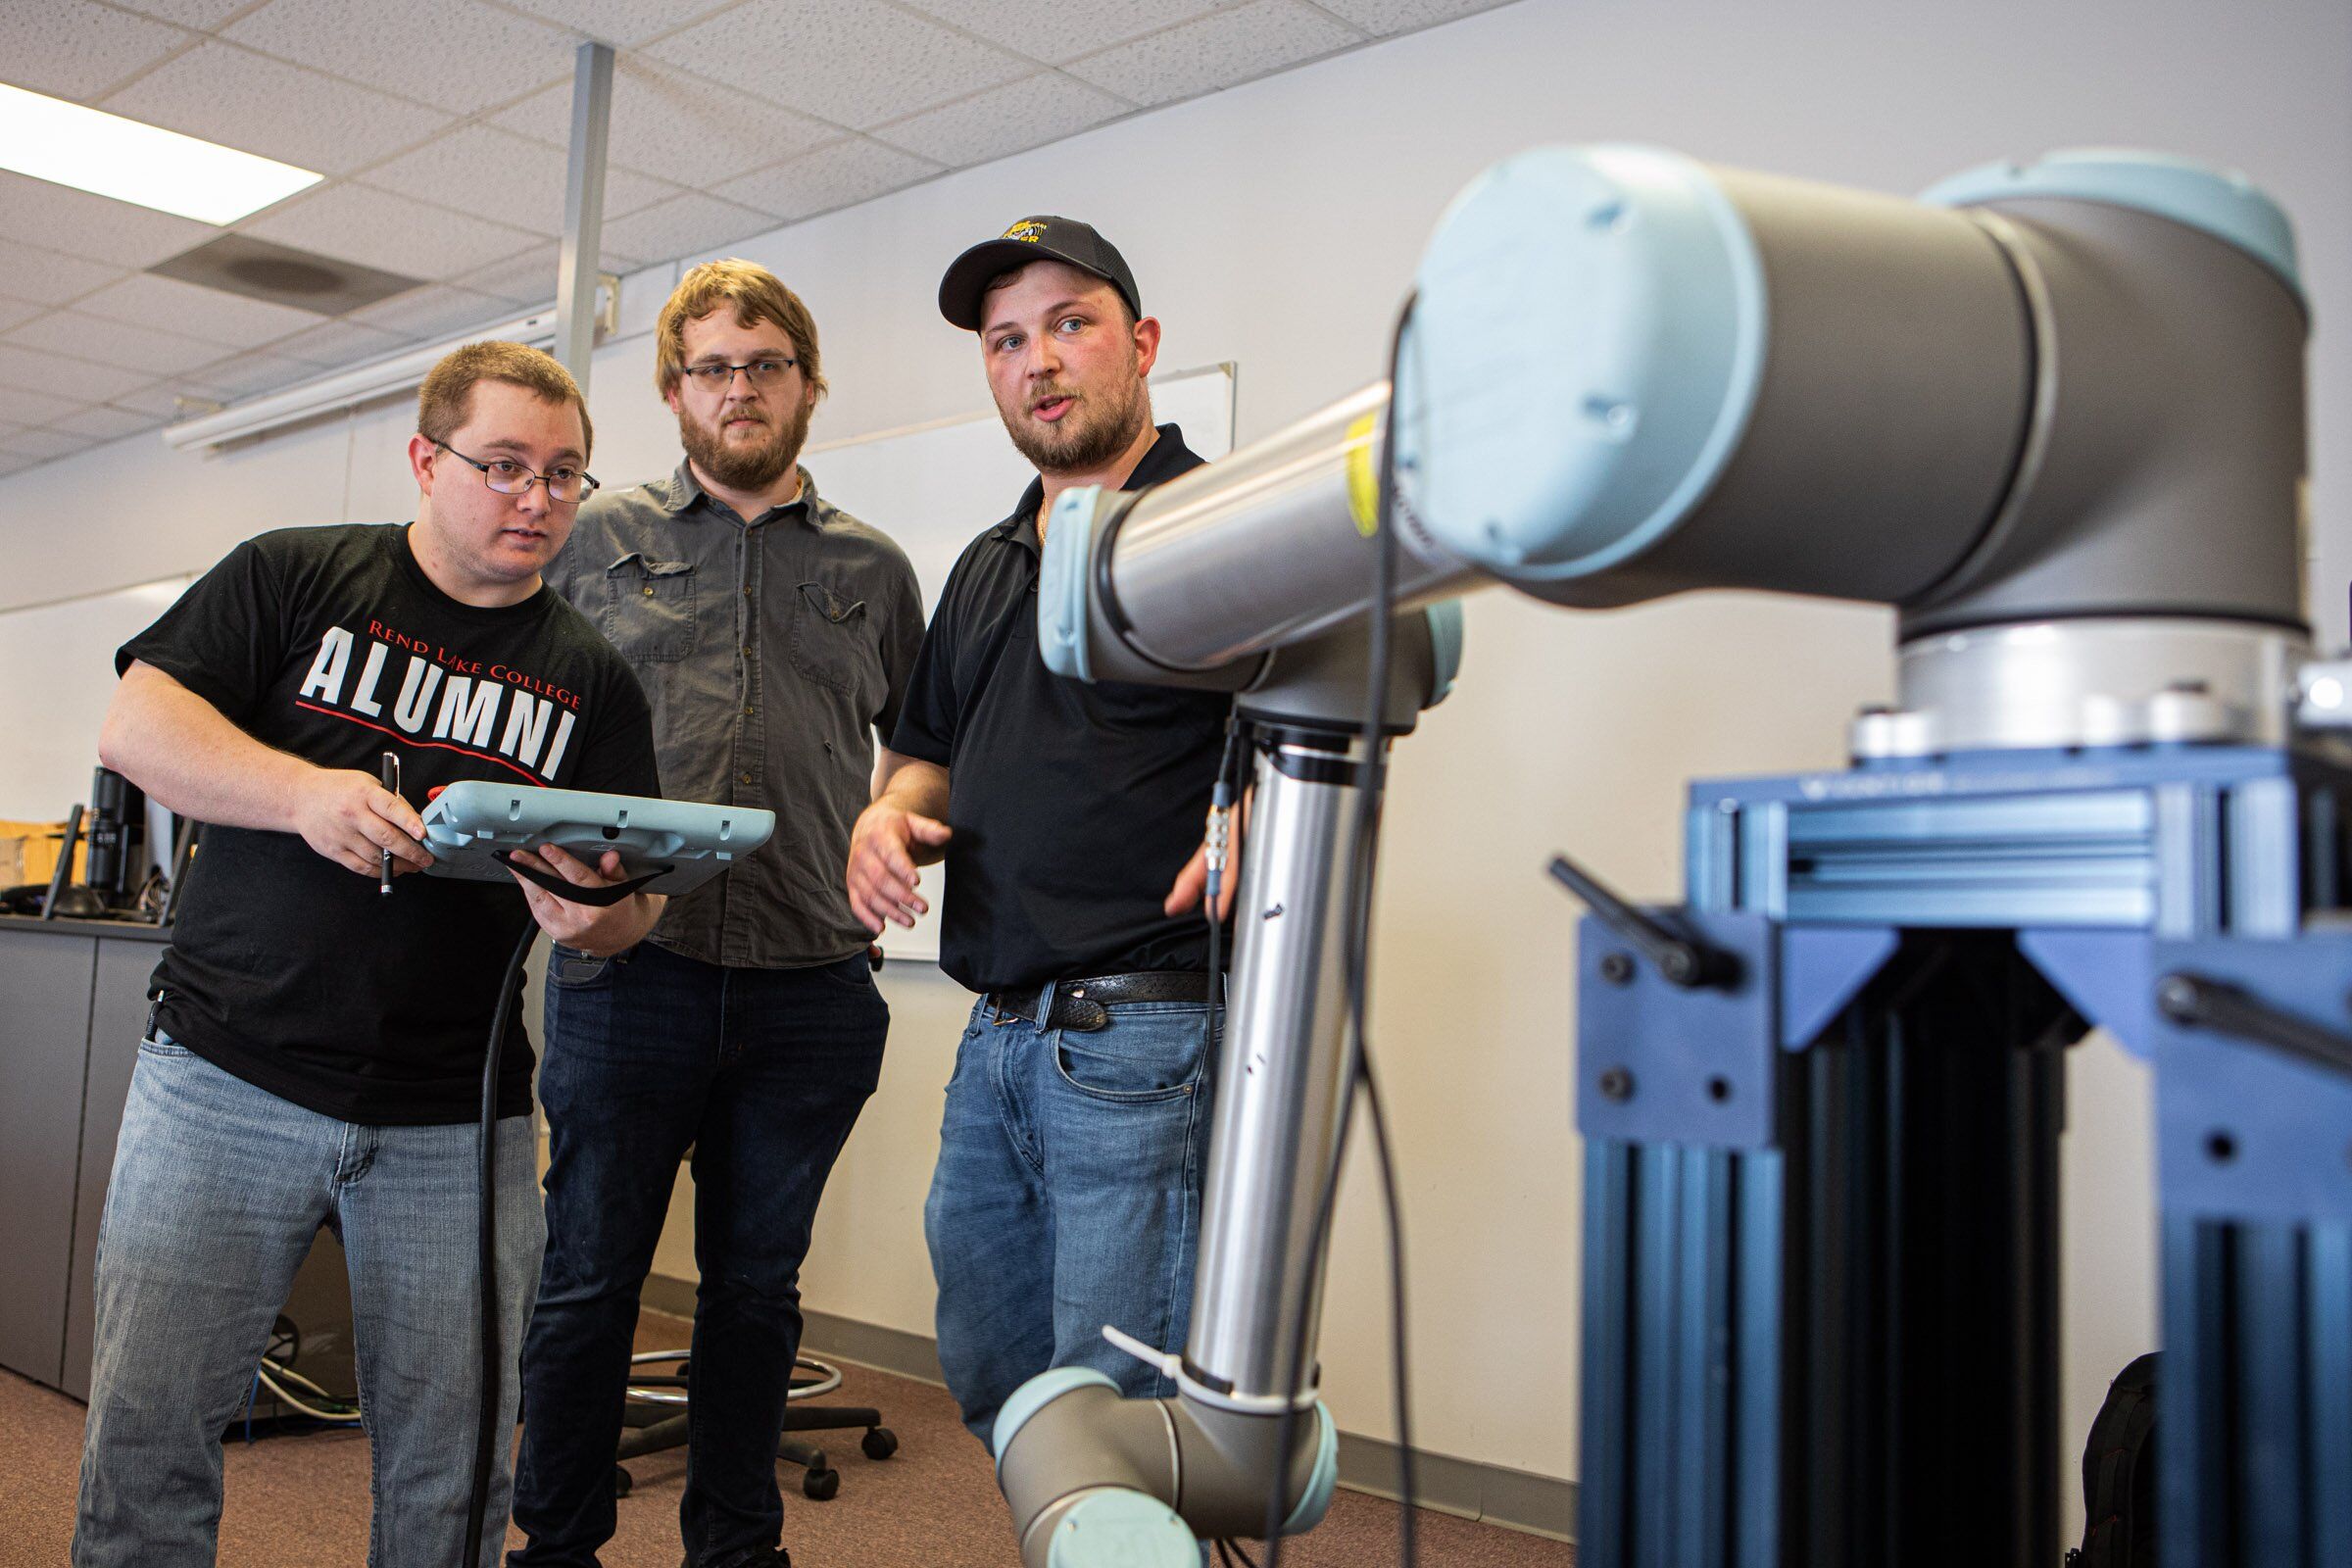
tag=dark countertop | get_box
[0,913,173,944]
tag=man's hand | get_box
[508,843,664,955]
[1164,788,1249,920]
[847,802,952,932]
[292,767,432,878]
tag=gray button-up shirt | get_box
[547,461,923,970]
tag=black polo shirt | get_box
[892,424,1231,994]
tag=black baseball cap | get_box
[938,216,1142,331]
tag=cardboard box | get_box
[0,819,81,890]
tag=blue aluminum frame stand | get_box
[1574,744,2352,1567]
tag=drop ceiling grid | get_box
[0,0,1514,471]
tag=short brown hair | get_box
[655,259,828,399]
[416,341,593,459]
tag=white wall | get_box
[6,0,2349,1523]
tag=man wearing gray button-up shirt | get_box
[514,261,923,1568]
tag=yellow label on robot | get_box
[1345,412,1379,537]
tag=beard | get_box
[996,369,1152,475]
[678,395,810,492]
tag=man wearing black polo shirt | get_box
[846,218,1234,1446]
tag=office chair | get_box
[613,1348,897,1500]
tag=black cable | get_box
[1204,704,1246,1062]
[463,918,538,1567]
[1261,290,1420,1568]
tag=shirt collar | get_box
[660,459,822,525]
[992,422,1196,551]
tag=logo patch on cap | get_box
[1003,219,1048,243]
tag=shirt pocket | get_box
[602,553,697,663]
[790,579,870,697]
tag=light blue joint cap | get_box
[1922,148,2302,305]
[1423,600,1464,706]
[1039,486,1105,682]
[993,1365,1119,1481]
[1047,1491,1200,1568]
[1279,1402,1342,1536]
[1398,143,1768,586]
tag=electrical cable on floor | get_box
[1261,290,1420,1568]
[255,1364,363,1423]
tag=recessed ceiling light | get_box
[0,82,321,225]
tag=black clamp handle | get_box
[2155,970,2352,1081]
[494,849,670,908]
[1548,851,1733,989]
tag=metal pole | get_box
[554,40,612,389]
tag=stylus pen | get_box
[379,752,400,897]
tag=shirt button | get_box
[743,707,755,717]
[740,771,753,784]
[642,585,655,596]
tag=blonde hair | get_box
[416,341,593,458]
[656,259,827,399]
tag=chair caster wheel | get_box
[803,1466,841,1501]
[613,1464,633,1498]
[861,1428,898,1461]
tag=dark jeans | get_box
[510,941,887,1568]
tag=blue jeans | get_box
[74,1034,543,1568]
[511,942,887,1568]
[925,989,1218,1448]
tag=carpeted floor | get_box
[1,1309,1572,1566]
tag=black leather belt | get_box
[987,971,1215,1033]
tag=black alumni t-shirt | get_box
[119,522,660,1125]
[891,426,1231,993]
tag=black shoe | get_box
[683,1551,791,1568]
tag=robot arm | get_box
[995,143,2311,1568]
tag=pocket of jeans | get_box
[815,953,877,994]
[1053,1010,1210,1103]
[547,944,614,989]
[603,553,697,662]
[136,1032,192,1057]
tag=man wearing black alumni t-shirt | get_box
[74,343,663,1568]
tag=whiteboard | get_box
[804,362,1237,963]
[0,575,193,826]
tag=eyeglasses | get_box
[436,443,599,505]
[680,358,797,392]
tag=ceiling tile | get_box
[244,184,542,280]
[0,172,213,270]
[72,272,324,348]
[47,404,166,441]
[346,283,515,340]
[644,0,1032,130]
[872,72,1129,167]
[361,125,681,238]
[1064,0,1362,107]
[4,310,232,376]
[0,384,78,424]
[492,0,735,48]
[104,41,452,175]
[270,317,413,368]
[600,193,777,266]
[111,379,231,419]
[455,240,649,307]
[102,0,254,26]
[0,238,127,307]
[901,0,1230,64]
[712,138,940,222]
[0,427,98,461]
[1311,0,1513,31]
[0,343,154,401]
[223,0,577,117]
[186,347,320,399]
[0,0,194,102]
[492,59,837,186]
[0,297,42,333]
